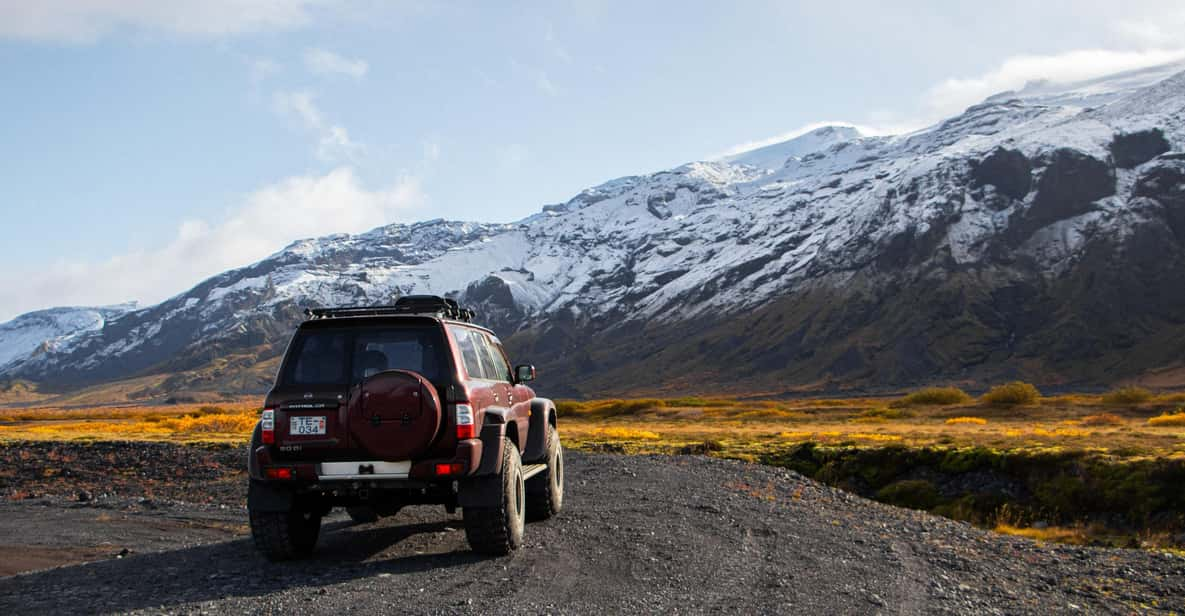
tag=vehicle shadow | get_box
[0,517,487,614]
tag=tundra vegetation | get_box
[2,383,1185,550]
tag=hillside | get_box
[3,62,1185,399]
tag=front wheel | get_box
[249,508,322,561]
[462,438,525,555]
[526,425,564,521]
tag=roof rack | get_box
[304,295,476,322]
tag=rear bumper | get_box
[251,438,485,483]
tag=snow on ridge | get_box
[5,62,1185,378]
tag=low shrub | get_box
[945,416,988,425]
[1080,413,1124,426]
[981,381,1041,406]
[1101,386,1153,405]
[899,387,971,406]
[875,479,939,510]
[1148,411,1185,427]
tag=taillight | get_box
[261,408,275,444]
[455,404,475,439]
[435,463,465,476]
[265,467,293,480]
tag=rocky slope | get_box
[4,63,1185,396]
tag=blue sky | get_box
[2,0,1185,320]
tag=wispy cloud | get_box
[304,47,369,79]
[510,59,559,97]
[1114,8,1185,47]
[495,143,529,169]
[0,0,325,43]
[0,168,424,320]
[273,90,363,162]
[923,48,1185,118]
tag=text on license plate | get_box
[290,416,327,436]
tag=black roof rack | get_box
[304,295,476,322]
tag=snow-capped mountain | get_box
[4,62,1185,396]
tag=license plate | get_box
[290,416,327,436]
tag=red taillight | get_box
[435,463,464,476]
[260,408,275,445]
[265,467,293,480]
[455,404,475,440]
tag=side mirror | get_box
[515,364,536,383]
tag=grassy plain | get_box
[3,386,1185,548]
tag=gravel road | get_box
[0,443,1182,614]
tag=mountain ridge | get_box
[5,63,1185,399]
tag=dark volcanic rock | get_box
[1015,149,1115,239]
[1110,128,1171,168]
[972,147,1032,200]
[1133,155,1185,241]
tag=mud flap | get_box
[248,480,294,512]
[475,423,507,475]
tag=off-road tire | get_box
[346,506,379,524]
[249,508,322,561]
[462,438,525,555]
[526,425,564,521]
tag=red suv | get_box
[246,295,564,559]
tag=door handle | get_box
[508,390,515,404]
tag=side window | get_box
[448,326,485,380]
[477,333,513,382]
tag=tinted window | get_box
[477,333,513,382]
[281,326,446,386]
[447,326,486,380]
[351,329,445,383]
[287,330,349,385]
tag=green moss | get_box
[876,479,940,510]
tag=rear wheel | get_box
[462,438,525,555]
[526,425,564,521]
[346,506,379,524]
[249,508,322,561]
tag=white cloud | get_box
[304,47,369,79]
[1115,9,1185,47]
[924,48,1185,118]
[0,168,424,321]
[0,0,325,43]
[273,90,363,162]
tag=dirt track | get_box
[0,443,1182,614]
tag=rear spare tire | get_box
[347,370,442,460]
[526,425,564,521]
[462,438,525,555]
[249,508,322,561]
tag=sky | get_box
[1,0,1185,321]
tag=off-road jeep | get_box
[246,295,564,559]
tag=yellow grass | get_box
[0,402,260,442]
[945,416,988,425]
[589,426,661,440]
[1148,411,1185,427]
[994,524,1087,544]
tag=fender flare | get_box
[523,398,557,462]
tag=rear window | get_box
[280,325,448,387]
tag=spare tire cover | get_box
[347,370,442,460]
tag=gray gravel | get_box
[0,449,1183,614]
